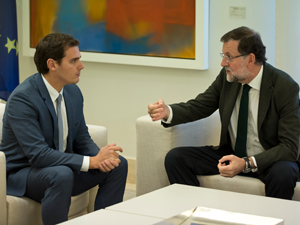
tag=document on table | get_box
[154,206,284,225]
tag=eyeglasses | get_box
[220,53,248,63]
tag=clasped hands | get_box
[218,154,247,177]
[90,143,122,173]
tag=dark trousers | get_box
[24,156,128,225]
[165,145,299,200]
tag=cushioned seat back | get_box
[0,103,6,144]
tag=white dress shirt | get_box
[228,65,264,171]
[164,65,265,172]
[42,75,89,171]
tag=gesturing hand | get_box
[148,99,170,121]
[89,143,123,172]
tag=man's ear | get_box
[248,53,256,66]
[47,59,57,71]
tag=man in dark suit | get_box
[148,26,300,200]
[0,33,128,224]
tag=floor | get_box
[123,183,136,201]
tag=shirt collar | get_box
[41,74,64,103]
[248,65,263,91]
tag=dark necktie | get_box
[57,94,64,152]
[235,84,251,158]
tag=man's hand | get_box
[89,143,123,172]
[148,99,170,121]
[217,154,245,177]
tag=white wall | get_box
[275,0,300,84]
[16,0,276,159]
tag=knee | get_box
[165,147,184,168]
[119,155,128,168]
[117,156,128,174]
[266,161,299,184]
[48,166,74,187]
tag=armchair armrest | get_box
[0,151,7,225]
[136,112,220,196]
[86,124,107,212]
[87,124,107,150]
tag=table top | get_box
[59,209,162,225]
[108,184,300,225]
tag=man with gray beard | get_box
[148,26,300,200]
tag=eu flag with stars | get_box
[0,0,19,101]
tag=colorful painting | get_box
[30,0,195,59]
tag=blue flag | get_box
[0,0,19,101]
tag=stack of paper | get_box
[155,206,283,225]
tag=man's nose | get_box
[78,60,84,70]
[221,57,229,67]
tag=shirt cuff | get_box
[80,156,90,172]
[162,105,173,124]
[250,156,258,172]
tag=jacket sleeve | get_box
[255,76,300,172]
[163,68,225,127]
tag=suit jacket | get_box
[0,73,100,196]
[164,62,300,173]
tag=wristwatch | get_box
[242,157,252,173]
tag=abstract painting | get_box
[30,0,195,59]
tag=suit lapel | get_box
[63,86,74,152]
[222,82,241,125]
[258,64,274,131]
[220,81,241,146]
[35,73,59,150]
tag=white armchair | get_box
[0,103,107,225]
[136,112,300,201]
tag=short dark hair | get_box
[34,33,79,74]
[220,26,267,65]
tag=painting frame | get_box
[22,0,209,70]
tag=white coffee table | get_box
[108,184,300,224]
[59,209,162,225]
[61,184,300,224]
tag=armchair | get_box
[0,103,107,225]
[136,112,300,201]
